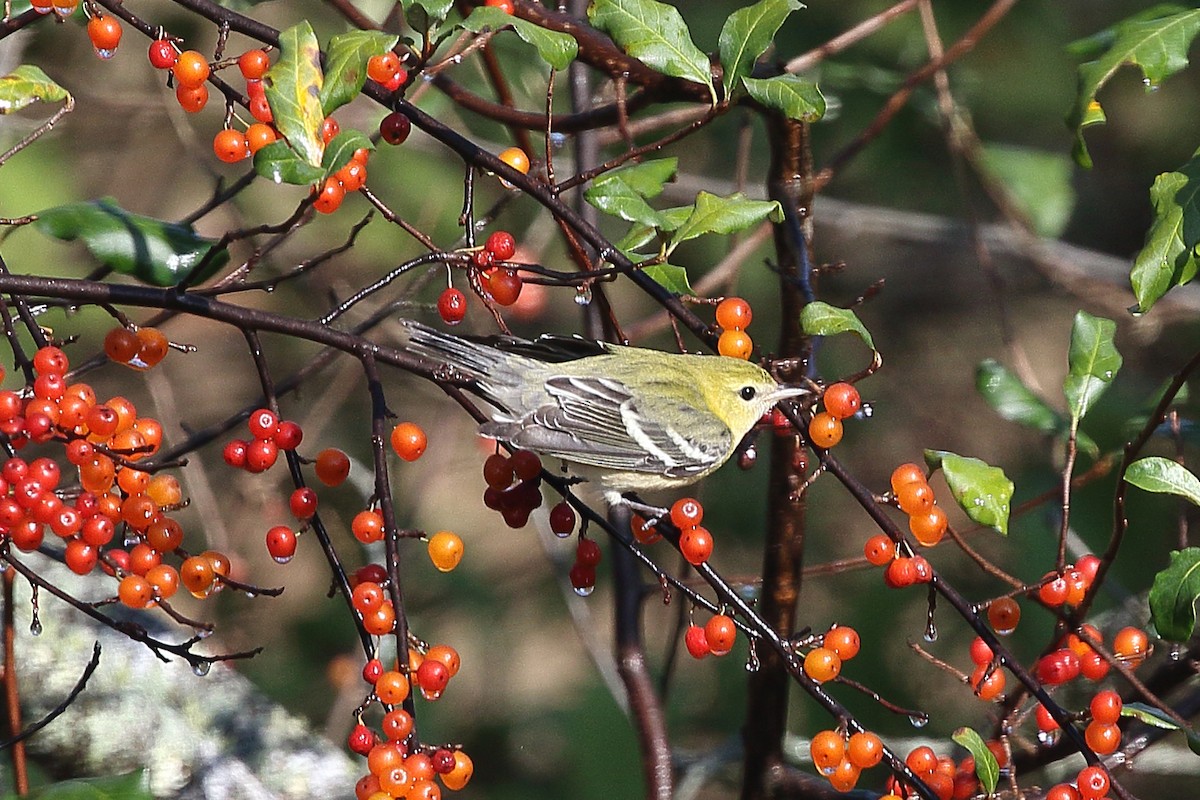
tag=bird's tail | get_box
[396,319,533,389]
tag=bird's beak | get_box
[765,385,810,404]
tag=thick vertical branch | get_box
[3,567,29,795]
[742,114,815,800]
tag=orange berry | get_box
[715,297,752,330]
[717,328,753,360]
[807,411,843,448]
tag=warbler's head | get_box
[697,357,808,439]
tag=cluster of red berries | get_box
[862,532,932,588]
[568,536,601,595]
[889,462,948,546]
[0,345,236,604]
[670,497,713,566]
[102,326,170,371]
[351,643,472,798]
[684,613,737,659]
[809,728,884,792]
[808,381,861,449]
[222,408,303,474]
[715,297,754,360]
[349,563,397,636]
[1045,764,1114,800]
[30,0,80,18]
[884,744,989,800]
[1037,554,1100,608]
[481,449,543,529]
[435,230,522,325]
[802,624,860,683]
[367,51,409,93]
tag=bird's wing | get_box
[480,375,732,478]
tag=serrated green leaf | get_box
[253,140,325,186]
[1131,153,1200,313]
[320,31,399,115]
[1126,456,1200,505]
[799,301,874,349]
[0,65,70,114]
[588,0,715,101]
[461,7,579,70]
[321,130,373,177]
[32,771,151,800]
[718,0,802,95]
[743,74,825,121]
[264,21,325,168]
[978,144,1076,239]
[1148,547,1200,641]
[951,727,999,795]
[1067,8,1200,168]
[924,451,1013,535]
[667,191,783,254]
[585,182,666,228]
[640,263,692,294]
[33,199,228,287]
[1064,311,1122,423]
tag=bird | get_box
[397,319,809,505]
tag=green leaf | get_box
[588,0,715,101]
[798,301,875,349]
[253,140,326,186]
[1125,456,1200,505]
[594,158,679,198]
[1130,153,1200,313]
[640,263,692,294]
[924,451,1014,535]
[978,144,1076,239]
[976,359,1060,434]
[976,359,1098,457]
[616,206,692,253]
[405,0,455,27]
[0,65,70,114]
[585,159,679,227]
[743,74,826,122]
[1148,547,1200,641]
[320,31,399,115]
[718,0,803,95]
[264,21,325,168]
[31,771,151,800]
[461,7,579,70]
[1067,8,1200,168]
[321,130,373,177]
[33,199,228,287]
[1063,310,1122,423]
[1122,701,1182,730]
[667,191,783,254]
[951,727,999,796]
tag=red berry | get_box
[509,450,541,481]
[486,268,522,306]
[437,287,467,325]
[485,231,516,260]
[238,49,270,80]
[223,439,248,469]
[678,525,713,566]
[548,501,575,535]
[575,537,601,567]
[704,614,736,656]
[670,497,703,529]
[275,420,303,450]
[1076,765,1110,800]
[416,658,450,695]
[315,448,351,486]
[1090,689,1122,724]
[348,724,376,756]
[247,408,279,440]
[863,534,894,566]
[87,15,122,56]
[148,39,178,69]
[380,112,411,145]
[968,636,993,666]
[289,487,318,519]
[680,624,709,659]
[822,382,861,419]
[244,438,279,472]
[715,297,752,330]
[265,525,297,562]
[390,422,427,461]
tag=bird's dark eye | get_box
[740,386,757,401]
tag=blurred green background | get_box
[2,0,1199,797]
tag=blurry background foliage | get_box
[2,0,1199,798]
